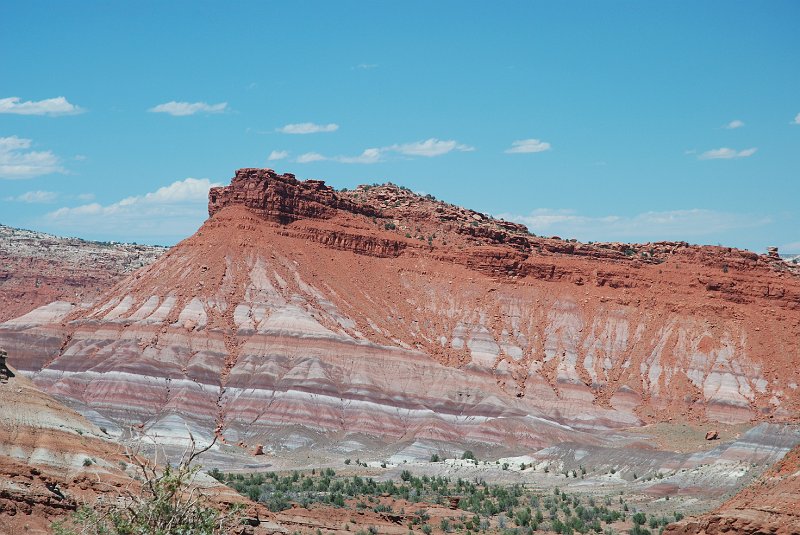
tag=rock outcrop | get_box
[665,442,800,535]
[0,348,11,383]
[1,168,799,454]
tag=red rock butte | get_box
[1,167,799,452]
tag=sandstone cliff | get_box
[1,168,799,454]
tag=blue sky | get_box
[1,1,798,252]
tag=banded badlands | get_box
[1,168,800,534]
[2,168,798,457]
[0,354,272,534]
[0,169,800,448]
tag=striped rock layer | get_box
[2,168,799,451]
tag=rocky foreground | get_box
[1,169,799,455]
[0,350,273,534]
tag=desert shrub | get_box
[54,435,242,534]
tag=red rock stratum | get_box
[1,168,799,452]
[0,224,166,323]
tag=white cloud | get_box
[267,150,289,161]
[499,208,771,243]
[138,177,216,203]
[45,178,220,242]
[4,190,58,203]
[724,119,745,129]
[505,138,552,154]
[389,138,475,157]
[336,148,383,164]
[0,136,64,179]
[277,122,339,134]
[794,113,800,125]
[354,63,379,70]
[294,138,474,164]
[296,152,327,163]
[297,138,475,164]
[148,101,227,116]
[698,147,758,160]
[0,96,84,116]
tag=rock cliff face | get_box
[1,168,799,453]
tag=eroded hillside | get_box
[0,224,167,322]
[1,169,798,456]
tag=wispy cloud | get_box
[277,122,339,134]
[353,63,379,70]
[389,139,474,157]
[296,152,327,163]
[294,138,474,164]
[45,178,220,241]
[4,190,59,203]
[336,148,383,164]
[723,119,745,129]
[0,96,84,116]
[698,147,757,160]
[148,101,227,116]
[0,136,64,179]
[505,138,552,154]
[499,208,771,243]
[794,113,800,125]
[267,150,289,161]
